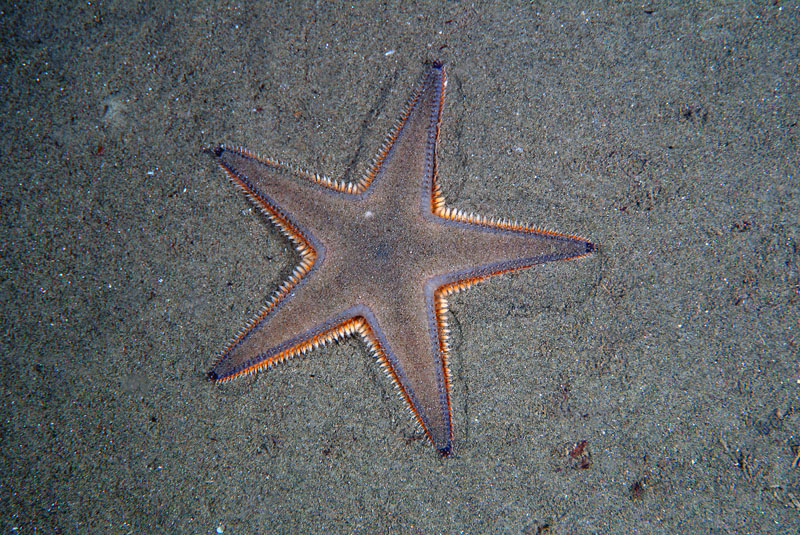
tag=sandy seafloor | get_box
[1,2,798,533]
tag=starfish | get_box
[207,61,593,455]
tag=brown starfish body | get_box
[207,61,593,455]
